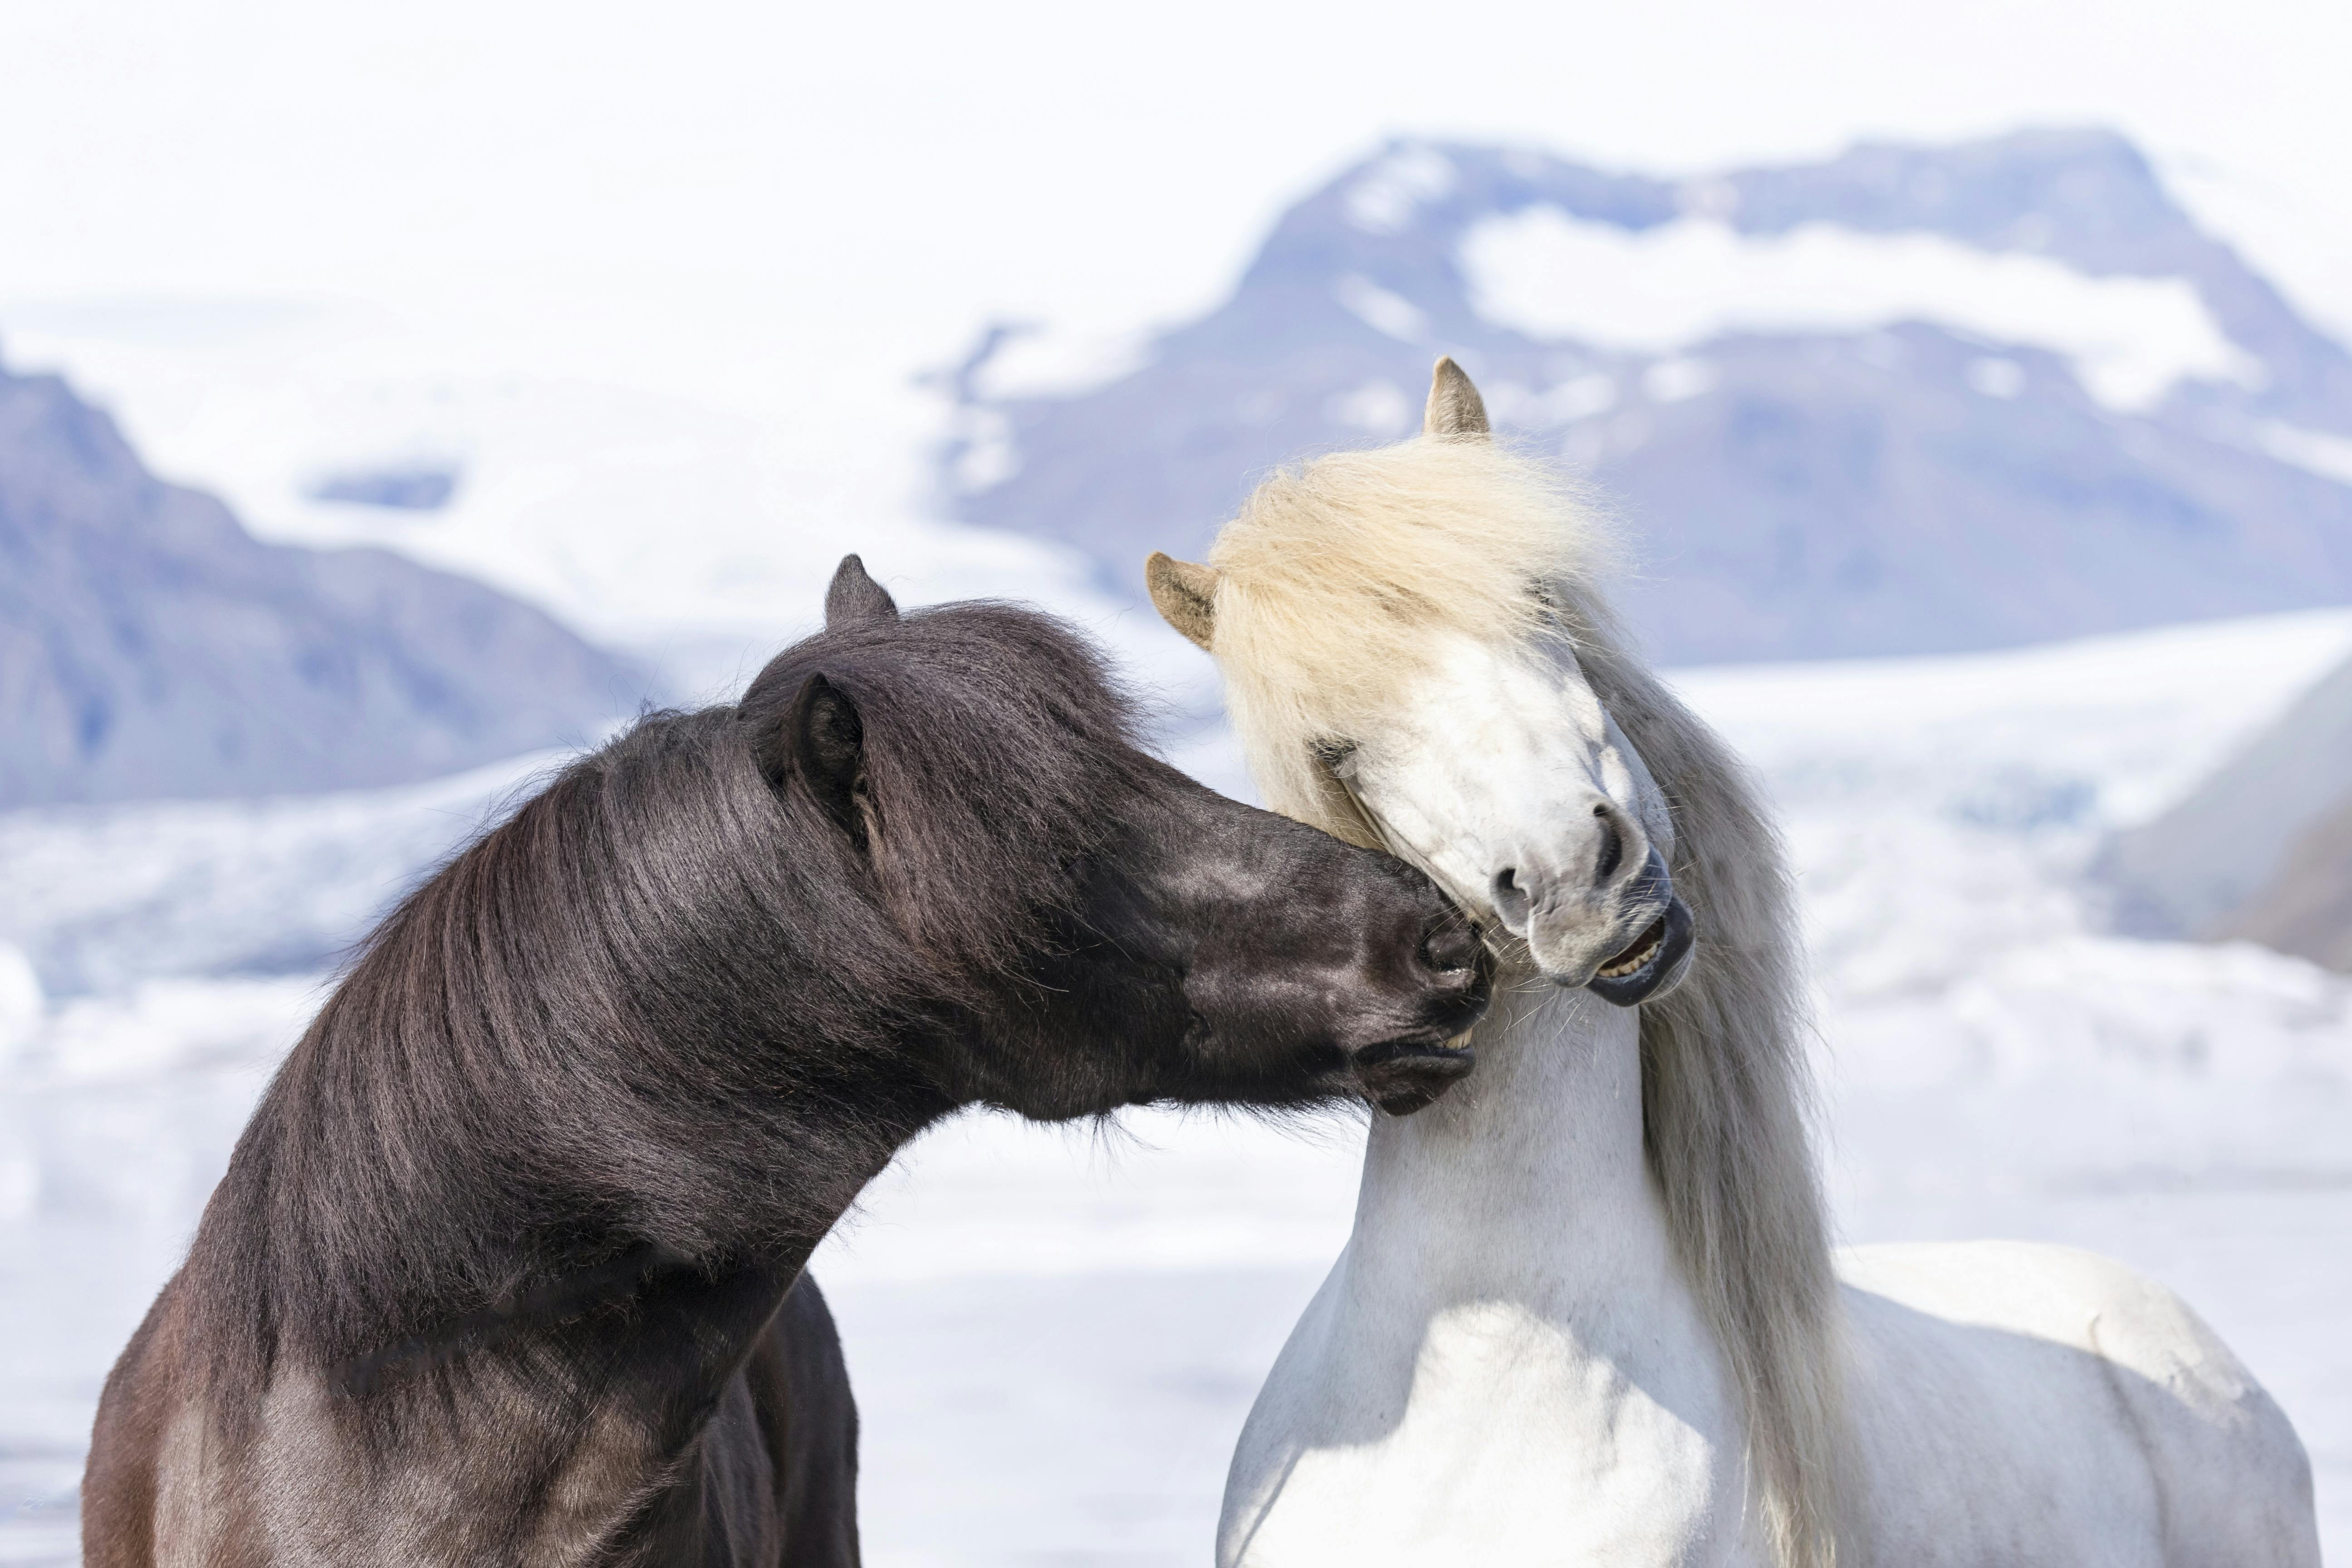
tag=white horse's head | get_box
[1146,359,1694,1005]
[1151,364,1847,1567]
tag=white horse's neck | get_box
[1254,972,1761,1564]
[1353,977,1678,1295]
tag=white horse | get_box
[1145,360,2320,1568]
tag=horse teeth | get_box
[1599,940,1659,978]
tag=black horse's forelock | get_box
[180,598,1153,1411]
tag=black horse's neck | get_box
[182,705,956,1449]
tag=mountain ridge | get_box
[940,127,2352,664]
[0,352,647,807]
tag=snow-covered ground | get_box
[4,607,2350,1564]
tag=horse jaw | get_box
[1338,631,1685,997]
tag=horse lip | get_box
[1583,895,1694,1007]
[1349,1032,1474,1068]
[1348,1033,1477,1117]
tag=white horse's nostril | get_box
[1591,808,1625,885]
[1491,868,1533,933]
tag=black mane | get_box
[182,601,1152,1402]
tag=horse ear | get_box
[1424,356,1490,439]
[1146,552,1220,652]
[787,672,869,843]
[825,554,899,628]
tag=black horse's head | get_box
[736,556,1490,1118]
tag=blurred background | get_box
[4,1,2351,1561]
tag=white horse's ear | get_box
[1146,552,1220,652]
[1424,356,1490,440]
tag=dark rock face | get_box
[0,360,644,807]
[939,127,2352,664]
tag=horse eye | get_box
[1311,738,1358,773]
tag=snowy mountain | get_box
[0,353,645,807]
[0,297,1161,715]
[939,128,2352,663]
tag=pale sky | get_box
[1,0,2347,668]
[5,0,2349,346]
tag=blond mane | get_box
[1202,434,1848,1568]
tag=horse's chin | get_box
[1563,896,1695,1008]
[1349,1034,1476,1117]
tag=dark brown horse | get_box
[82,557,1489,1567]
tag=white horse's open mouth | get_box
[1596,916,1667,980]
[1583,897,1695,1006]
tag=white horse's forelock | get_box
[1206,434,1850,1568]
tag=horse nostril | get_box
[1591,807,1623,885]
[1418,918,1480,975]
[1490,867,1532,932]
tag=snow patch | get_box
[1966,356,2027,398]
[24,977,319,1090]
[968,324,1152,403]
[1642,358,1719,403]
[1486,373,1617,428]
[1325,378,1412,435]
[2255,421,2352,487]
[1332,274,1429,343]
[1344,147,1457,235]
[1460,208,2264,412]
[0,946,40,1064]
[951,407,1020,493]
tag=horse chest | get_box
[143,1369,746,1568]
[1224,1280,1761,1568]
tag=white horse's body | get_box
[1150,359,2318,1567]
[1220,987,2316,1567]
